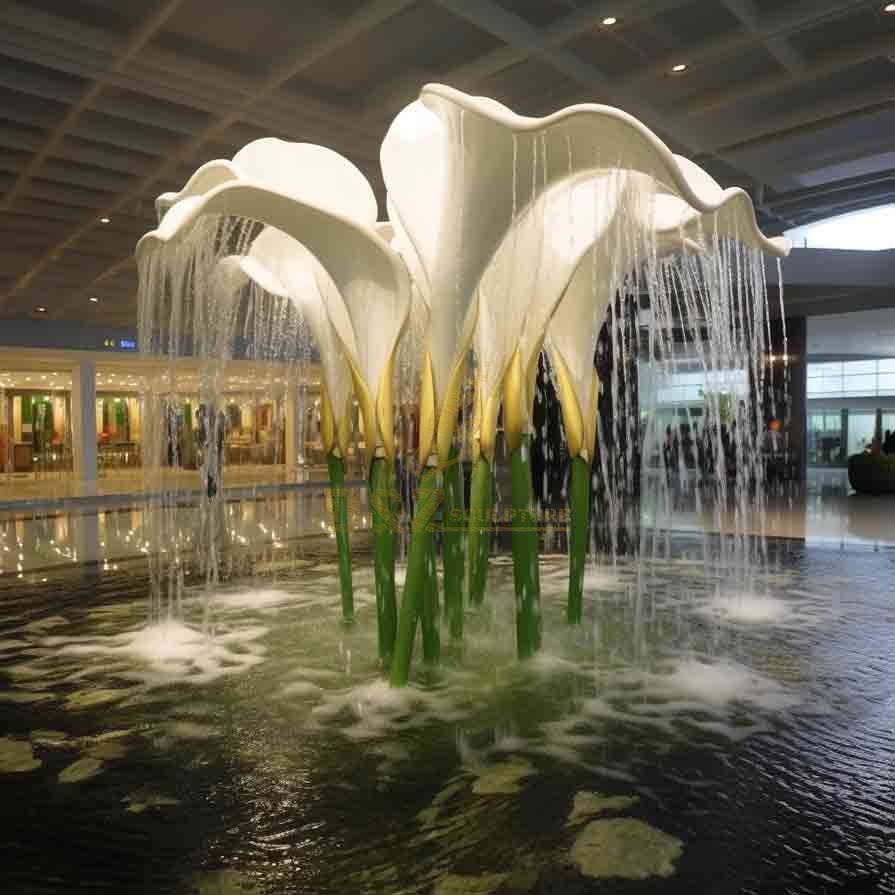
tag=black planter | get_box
[848,452,895,495]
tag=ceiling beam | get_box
[767,169,895,211]
[0,37,384,162]
[781,186,895,219]
[0,2,384,142]
[0,0,188,215]
[678,31,895,117]
[622,0,873,87]
[436,0,700,150]
[35,0,417,317]
[361,0,692,122]
[708,84,895,155]
[719,0,806,74]
[0,150,135,194]
[432,0,798,217]
[0,123,196,180]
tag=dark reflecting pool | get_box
[1,539,893,894]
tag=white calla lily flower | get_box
[138,138,411,459]
[383,85,788,466]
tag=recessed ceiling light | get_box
[602,16,618,26]
[89,296,99,303]
[100,216,111,223]
[35,306,47,314]
[671,63,688,73]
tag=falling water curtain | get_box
[592,293,641,556]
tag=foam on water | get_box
[211,588,299,612]
[50,620,268,686]
[696,593,793,625]
[666,656,791,705]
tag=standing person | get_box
[883,429,894,454]
[203,406,226,499]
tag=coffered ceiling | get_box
[0,0,892,327]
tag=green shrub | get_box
[848,452,895,494]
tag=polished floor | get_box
[1,467,892,578]
[0,463,339,508]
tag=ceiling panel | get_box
[0,0,890,325]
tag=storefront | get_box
[0,382,71,475]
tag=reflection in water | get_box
[0,543,892,892]
[0,485,372,578]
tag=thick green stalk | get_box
[567,455,591,625]
[326,451,354,623]
[467,456,492,605]
[442,449,466,640]
[421,530,441,664]
[390,465,442,687]
[511,437,541,658]
[370,456,398,663]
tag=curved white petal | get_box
[247,223,409,455]
[155,159,240,223]
[137,183,408,354]
[221,235,354,457]
[382,98,477,433]
[232,139,377,227]
[414,84,790,260]
[154,139,378,235]
[382,83,788,462]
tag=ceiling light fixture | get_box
[35,306,47,314]
[100,216,111,223]
[601,16,618,26]
[671,63,688,73]
[884,3,895,13]
[89,296,99,303]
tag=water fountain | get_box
[134,83,789,687]
[11,85,894,894]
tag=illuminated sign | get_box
[119,339,137,350]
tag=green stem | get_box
[422,528,441,664]
[442,449,466,640]
[390,465,442,687]
[370,456,398,663]
[326,451,353,623]
[511,437,541,658]
[567,455,590,625]
[467,456,492,605]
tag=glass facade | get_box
[806,360,895,466]
[807,359,895,399]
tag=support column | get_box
[763,316,807,481]
[784,317,807,480]
[74,510,100,567]
[71,360,97,494]
[284,383,302,474]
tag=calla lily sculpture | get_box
[137,138,411,643]
[135,84,790,690]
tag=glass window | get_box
[808,411,844,465]
[847,411,877,456]
[843,374,876,395]
[807,359,895,399]
[878,374,895,395]
[785,204,895,251]
[844,360,876,375]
